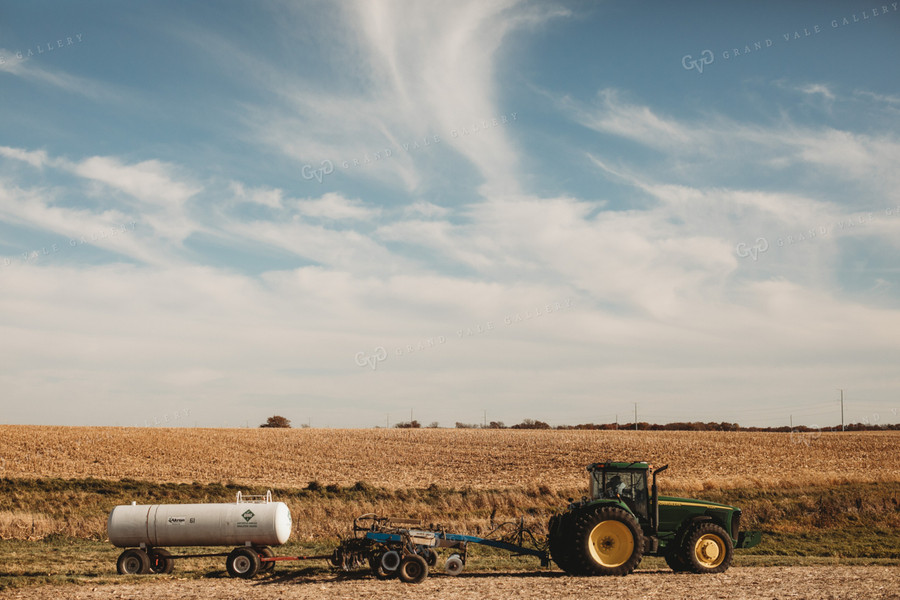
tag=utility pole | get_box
[483,409,487,428]
[790,415,793,429]
[634,403,638,431]
[839,389,844,432]
[615,414,618,430]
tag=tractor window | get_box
[591,469,649,521]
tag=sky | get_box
[0,1,898,429]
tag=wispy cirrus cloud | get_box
[183,0,567,195]
[570,88,900,204]
[0,48,127,102]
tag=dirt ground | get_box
[3,566,899,600]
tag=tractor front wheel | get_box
[683,522,733,574]
[568,506,643,576]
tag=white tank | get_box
[108,495,292,548]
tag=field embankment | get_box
[1,477,899,558]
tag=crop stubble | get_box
[2,566,899,600]
[1,426,897,491]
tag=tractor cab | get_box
[587,462,651,523]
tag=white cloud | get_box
[230,182,283,209]
[0,146,50,169]
[798,83,835,101]
[403,201,450,219]
[295,192,380,221]
[70,156,200,209]
[223,218,403,274]
[0,149,207,266]
[572,89,900,206]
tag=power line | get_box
[839,388,844,432]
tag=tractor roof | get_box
[586,461,652,471]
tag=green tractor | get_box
[548,461,761,576]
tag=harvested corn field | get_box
[1,426,897,492]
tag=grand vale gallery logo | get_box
[682,4,897,74]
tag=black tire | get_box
[372,553,397,580]
[568,505,643,576]
[256,546,276,573]
[116,549,151,575]
[374,562,397,580]
[663,548,690,573]
[148,548,174,574]
[683,522,733,574]
[226,547,261,579]
[397,554,429,584]
[548,512,576,574]
[419,547,438,567]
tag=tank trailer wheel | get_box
[570,506,643,576]
[116,548,151,575]
[444,554,464,576]
[397,554,429,584]
[148,548,174,574]
[226,547,261,579]
[256,546,276,573]
[684,523,733,574]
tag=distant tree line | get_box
[393,420,441,429]
[448,420,900,432]
[265,413,898,432]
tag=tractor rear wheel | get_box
[568,506,643,576]
[683,522,733,574]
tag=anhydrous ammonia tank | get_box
[108,496,292,548]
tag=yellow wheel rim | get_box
[694,533,726,568]
[588,520,634,567]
